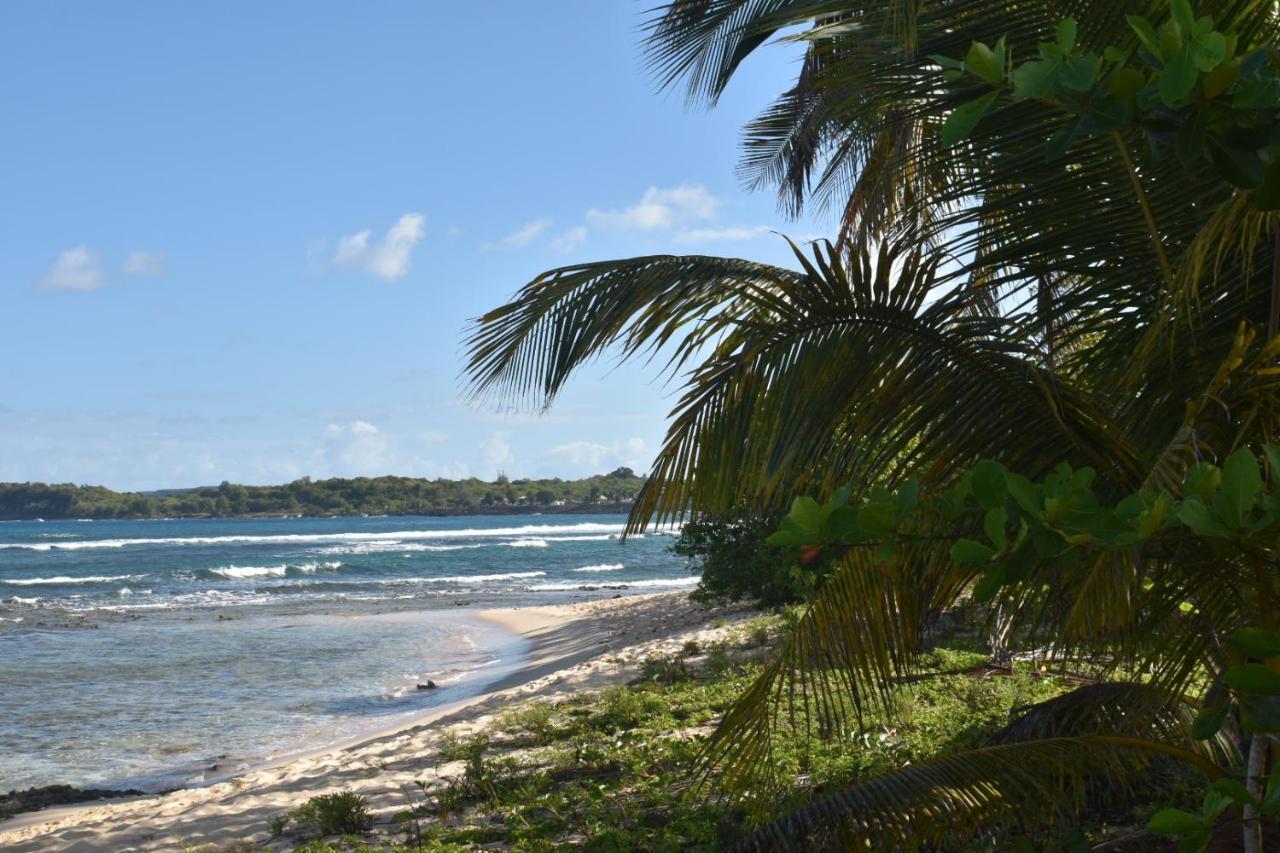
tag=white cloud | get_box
[124,250,167,276]
[420,429,449,444]
[676,225,773,243]
[324,420,392,474]
[549,437,648,471]
[330,213,426,282]
[41,247,105,291]
[482,218,551,251]
[550,226,588,252]
[586,185,719,231]
[481,431,514,472]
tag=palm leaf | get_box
[734,735,1221,852]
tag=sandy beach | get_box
[0,590,753,851]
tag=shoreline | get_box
[0,590,754,851]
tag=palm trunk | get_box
[1243,732,1267,853]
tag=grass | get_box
[257,612,1201,850]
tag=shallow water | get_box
[0,514,687,790]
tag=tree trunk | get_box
[1243,732,1267,853]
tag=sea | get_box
[0,513,688,793]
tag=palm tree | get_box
[465,0,1280,847]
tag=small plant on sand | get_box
[291,790,373,836]
[267,811,292,838]
[680,639,701,657]
[500,701,556,746]
[641,655,689,685]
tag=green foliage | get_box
[291,790,374,837]
[0,468,645,520]
[940,5,1280,208]
[674,512,813,607]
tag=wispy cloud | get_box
[481,431,514,472]
[124,250,167,276]
[586,185,718,231]
[41,247,105,291]
[549,437,649,471]
[482,218,551,252]
[550,225,588,252]
[676,224,773,243]
[330,213,426,282]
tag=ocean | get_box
[0,513,688,792]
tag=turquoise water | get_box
[0,514,687,791]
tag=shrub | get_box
[673,512,824,607]
[291,790,373,836]
[267,812,292,838]
[642,655,689,684]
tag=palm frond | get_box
[734,735,1220,852]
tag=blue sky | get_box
[0,1,826,490]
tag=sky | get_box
[0,1,828,490]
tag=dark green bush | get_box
[673,512,824,607]
[292,790,373,836]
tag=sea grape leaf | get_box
[941,91,1000,145]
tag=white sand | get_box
[0,591,754,851]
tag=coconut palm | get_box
[465,0,1280,847]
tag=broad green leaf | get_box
[1223,663,1280,695]
[1219,447,1263,525]
[984,507,1008,549]
[1178,498,1232,537]
[1201,787,1233,818]
[1208,138,1264,189]
[951,538,996,563]
[966,40,1003,84]
[1211,778,1259,808]
[1229,627,1280,659]
[1201,62,1237,100]
[1177,832,1210,853]
[765,529,806,547]
[1160,48,1198,104]
[826,506,860,542]
[1060,54,1099,91]
[825,485,853,510]
[971,459,1007,510]
[1108,67,1147,101]
[1169,0,1196,34]
[1056,17,1077,54]
[1126,15,1164,61]
[972,564,1006,602]
[1004,472,1041,515]
[1148,808,1204,835]
[1012,59,1062,99]
[856,501,897,538]
[1189,31,1226,72]
[1265,444,1280,483]
[1191,703,1230,739]
[895,477,919,515]
[788,495,825,535]
[1081,94,1128,133]
[940,91,1000,146]
[1182,462,1221,501]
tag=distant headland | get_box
[0,467,645,521]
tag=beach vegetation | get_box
[674,513,814,607]
[290,790,375,838]
[464,0,1280,847]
